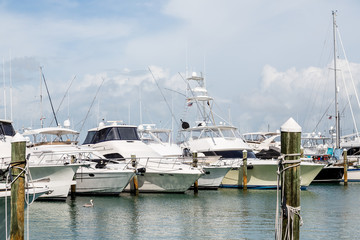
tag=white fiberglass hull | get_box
[198,166,232,189]
[221,159,324,189]
[75,167,135,195]
[346,166,360,182]
[28,164,81,200]
[121,157,202,193]
[133,170,202,193]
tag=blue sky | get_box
[1,0,360,141]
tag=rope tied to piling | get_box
[275,154,303,240]
[283,205,303,240]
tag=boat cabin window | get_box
[83,131,97,144]
[0,122,15,137]
[118,127,139,140]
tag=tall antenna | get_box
[9,51,12,121]
[128,102,131,124]
[39,67,44,128]
[40,66,59,127]
[49,75,76,126]
[139,84,142,125]
[3,58,6,119]
[148,67,180,130]
[77,77,105,139]
[332,10,340,148]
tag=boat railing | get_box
[122,156,199,170]
[29,150,107,166]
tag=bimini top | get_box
[23,126,79,146]
[181,124,238,132]
[23,127,79,137]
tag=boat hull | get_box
[221,160,324,189]
[125,170,202,193]
[29,164,81,200]
[312,165,344,183]
[75,168,135,195]
[198,166,232,189]
[345,166,360,182]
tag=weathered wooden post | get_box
[130,154,139,196]
[242,150,248,190]
[280,118,302,240]
[10,133,27,240]
[343,149,348,186]
[70,155,76,199]
[192,152,199,194]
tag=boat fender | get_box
[137,167,146,174]
[205,171,210,175]
[95,161,107,169]
[247,165,254,170]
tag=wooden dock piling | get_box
[242,150,248,190]
[343,149,348,186]
[10,133,27,240]
[192,152,198,194]
[130,154,139,196]
[70,155,76,199]
[280,118,302,240]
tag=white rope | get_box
[283,205,303,240]
[3,159,37,240]
[275,155,303,240]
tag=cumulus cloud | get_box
[234,59,360,135]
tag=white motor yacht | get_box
[0,120,84,200]
[23,124,135,196]
[179,73,323,189]
[138,124,231,189]
[82,122,203,193]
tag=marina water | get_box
[26,183,360,239]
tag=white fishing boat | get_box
[0,120,82,200]
[23,124,135,196]
[82,122,203,193]
[138,124,231,189]
[75,156,135,195]
[179,73,323,189]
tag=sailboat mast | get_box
[39,67,44,128]
[333,10,340,148]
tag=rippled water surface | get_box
[26,183,360,239]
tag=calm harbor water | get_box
[26,183,360,240]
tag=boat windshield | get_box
[83,131,97,144]
[84,127,140,144]
[0,121,15,137]
[220,129,236,138]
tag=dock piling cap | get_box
[11,132,26,143]
[280,117,302,133]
